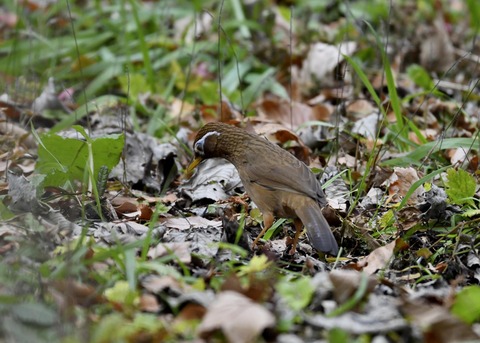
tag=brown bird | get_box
[186,122,339,255]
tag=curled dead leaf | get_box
[198,291,275,343]
[359,239,400,275]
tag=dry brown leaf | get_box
[409,129,438,144]
[0,100,21,119]
[220,274,273,303]
[138,203,153,221]
[319,85,354,101]
[300,41,357,88]
[256,95,333,128]
[111,197,138,216]
[468,154,478,171]
[402,299,478,343]
[359,239,398,275]
[198,291,275,343]
[396,207,423,232]
[170,97,195,119]
[176,303,207,321]
[329,270,378,304]
[148,242,191,264]
[383,167,425,205]
[0,121,36,149]
[139,293,161,313]
[159,192,179,204]
[141,275,187,295]
[447,147,469,167]
[256,122,298,143]
[335,155,357,168]
[346,100,376,121]
[352,113,380,140]
[50,280,104,308]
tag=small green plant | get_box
[406,64,444,98]
[276,276,314,312]
[445,168,477,207]
[35,127,124,190]
[34,126,124,219]
[451,286,480,324]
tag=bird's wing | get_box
[243,142,327,206]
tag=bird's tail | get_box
[295,204,339,255]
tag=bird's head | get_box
[185,122,228,176]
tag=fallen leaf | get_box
[148,242,191,264]
[256,95,333,128]
[329,270,377,304]
[359,239,398,275]
[300,41,357,88]
[142,275,186,295]
[159,216,222,231]
[180,158,242,203]
[176,303,207,321]
[402,299,478,343]
[139,293,161,313]
[383,167,425,205]
[198,291,275,343]
[138,203,153,221]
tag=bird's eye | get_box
[194,131,220,156]
[194,141,204,155]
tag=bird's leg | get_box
[252,212,274,248]
[289,219,304,255]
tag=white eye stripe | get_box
[196,131,220,147]
[200,131,220,142]
[195,131,220,154]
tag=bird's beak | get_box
[184,156,203,178]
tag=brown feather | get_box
[192,122,339,255]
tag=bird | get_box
[186,122,339,256]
